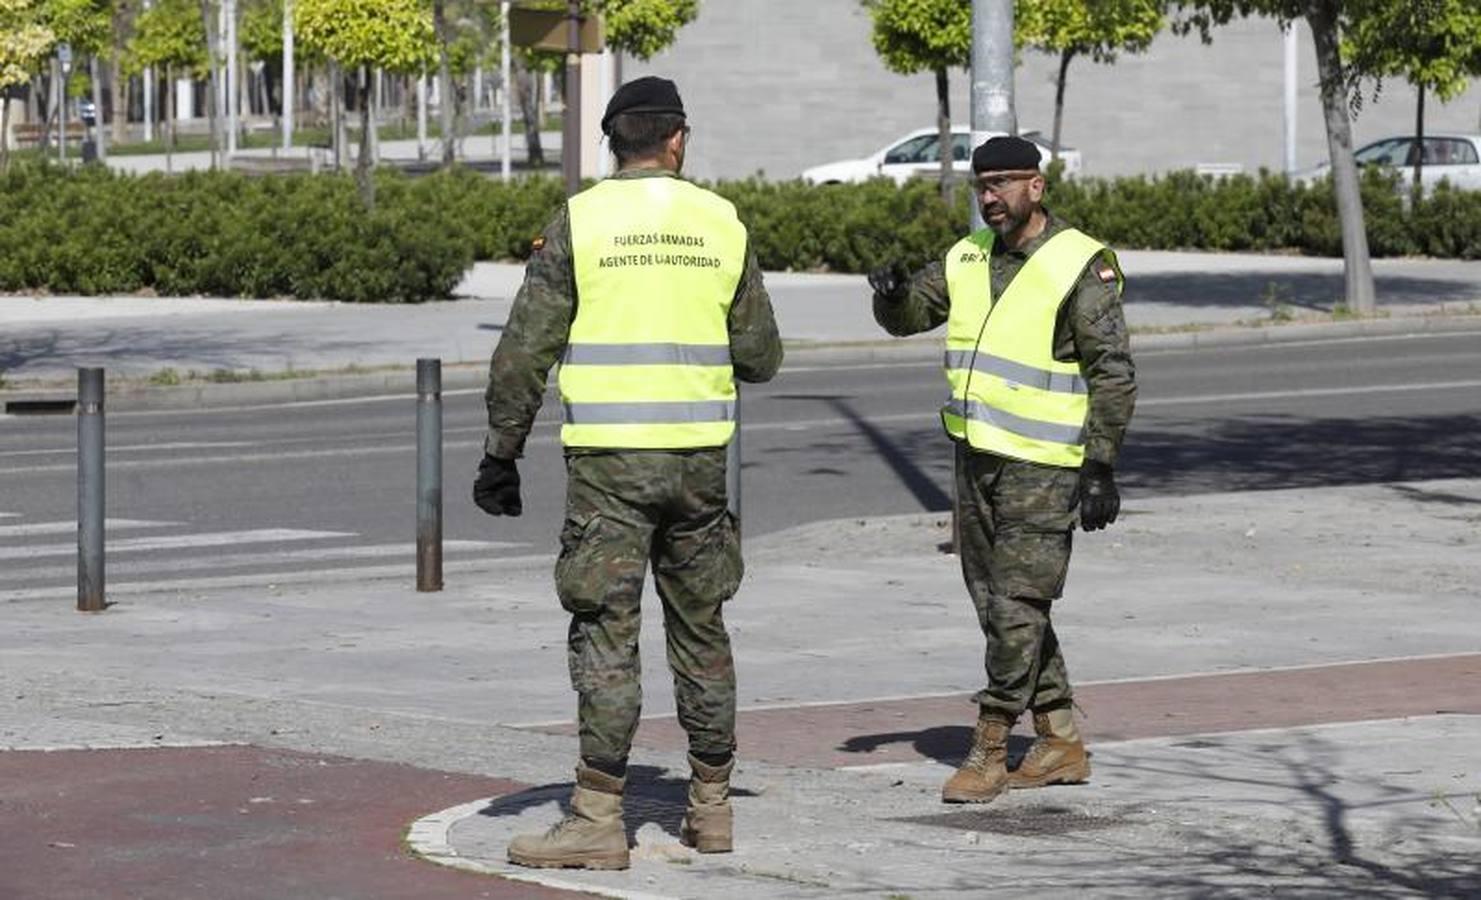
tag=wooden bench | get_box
[11,121,88,148]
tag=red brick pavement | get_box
[0,745,592,900]
[534,654,1481,769]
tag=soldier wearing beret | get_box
[868,135,1136,804]
[474,76,782,869]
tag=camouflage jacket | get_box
[484,168,784,459]
[872,211,1137,467]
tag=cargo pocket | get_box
[553,512,645,614]
[990,509,1074,601]
[657,511,743,603]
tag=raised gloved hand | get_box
[473,454,522,517]
[867,262,910,303]
[1077,460,1120,532]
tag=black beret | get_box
[972,135,1042,173]
[601,76,686,135]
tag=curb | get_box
[4,314,1479,414]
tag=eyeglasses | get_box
[975,172,1038,194]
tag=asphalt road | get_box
[2,330,1479,599]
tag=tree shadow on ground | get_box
[1129,270,1478,313]
[1119,412,1481,497]
[867,729,1481,898]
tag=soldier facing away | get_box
[868,135,1136,804]
[473,76,783,869]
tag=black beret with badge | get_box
[600,76,686,135]
[972,135,1042,173]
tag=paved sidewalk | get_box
[3,247,1479,897]
[3,252,1480,399]
[3,478,1478,897]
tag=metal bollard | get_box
[727,388,742,526]
[77,368,105,612]
[416,359,444,592]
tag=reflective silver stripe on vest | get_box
[942,398,1085,445]
[563,400,736,425]
[563,343,732,366]
[943,350,1087,395]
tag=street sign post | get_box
[509,3,603,196]
[509,5,603,53]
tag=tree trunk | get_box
[165,65,175,173]
[935,67,951,199]
[1,98,11,173]
[515,63,543,166]
[1413,82,1425,196]
[356,66,375,209]
[111,0,131,145]
[90,56,107,161]
[1052,49,1074,163]
[434,0,454,166]
[201,0,222,169]
[1306,0,1375,314]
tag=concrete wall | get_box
[628,1,1481,181]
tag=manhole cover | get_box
[896,804,1129,837]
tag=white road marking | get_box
[0,441,255,459]
[1138,378,1481,408]
[0,519,178,538]
[0,528,354,561]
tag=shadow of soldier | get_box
[477,764,758,844]
[838,725,1036,769]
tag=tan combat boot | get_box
[507,765,630,870]
[941,713,1013,803]
[679,754,734,853]
[1009,707,1091,789]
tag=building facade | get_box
[629,1,1481,182]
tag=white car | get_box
[801,126,1083,185]
[1293,134,1481,192]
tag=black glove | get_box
[1077,460,1120,532]
[867,262,910,302]
[473,454,522,517]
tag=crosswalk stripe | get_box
[0,540,527,582]
[0,519,179,538]
[0,528,355,561]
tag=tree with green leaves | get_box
[1,0,55,170]
[600,0,697,60]
[1342,0,1481,193]
[514,0,699,169]
[861,0,971,195]
[125,0,205,169]
[296,0,435,205]
[1174,1,1375,314]
[1018,0,1164,163]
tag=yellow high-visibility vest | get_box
[941,227,1121,467]
[561,176,747,449]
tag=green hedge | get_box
[1,163,1478,302]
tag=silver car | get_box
[801,126,1083,185]
[1294,134,1481,192]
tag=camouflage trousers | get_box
[955,444,1079,722]
[555,449,743,767]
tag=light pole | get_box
[283,0,294,151]
[970,0,1016,230]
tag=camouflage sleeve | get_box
[1055,252,1137,467]
[728,241,784,384]
[483,205,575,460]
[872,261,951,337]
